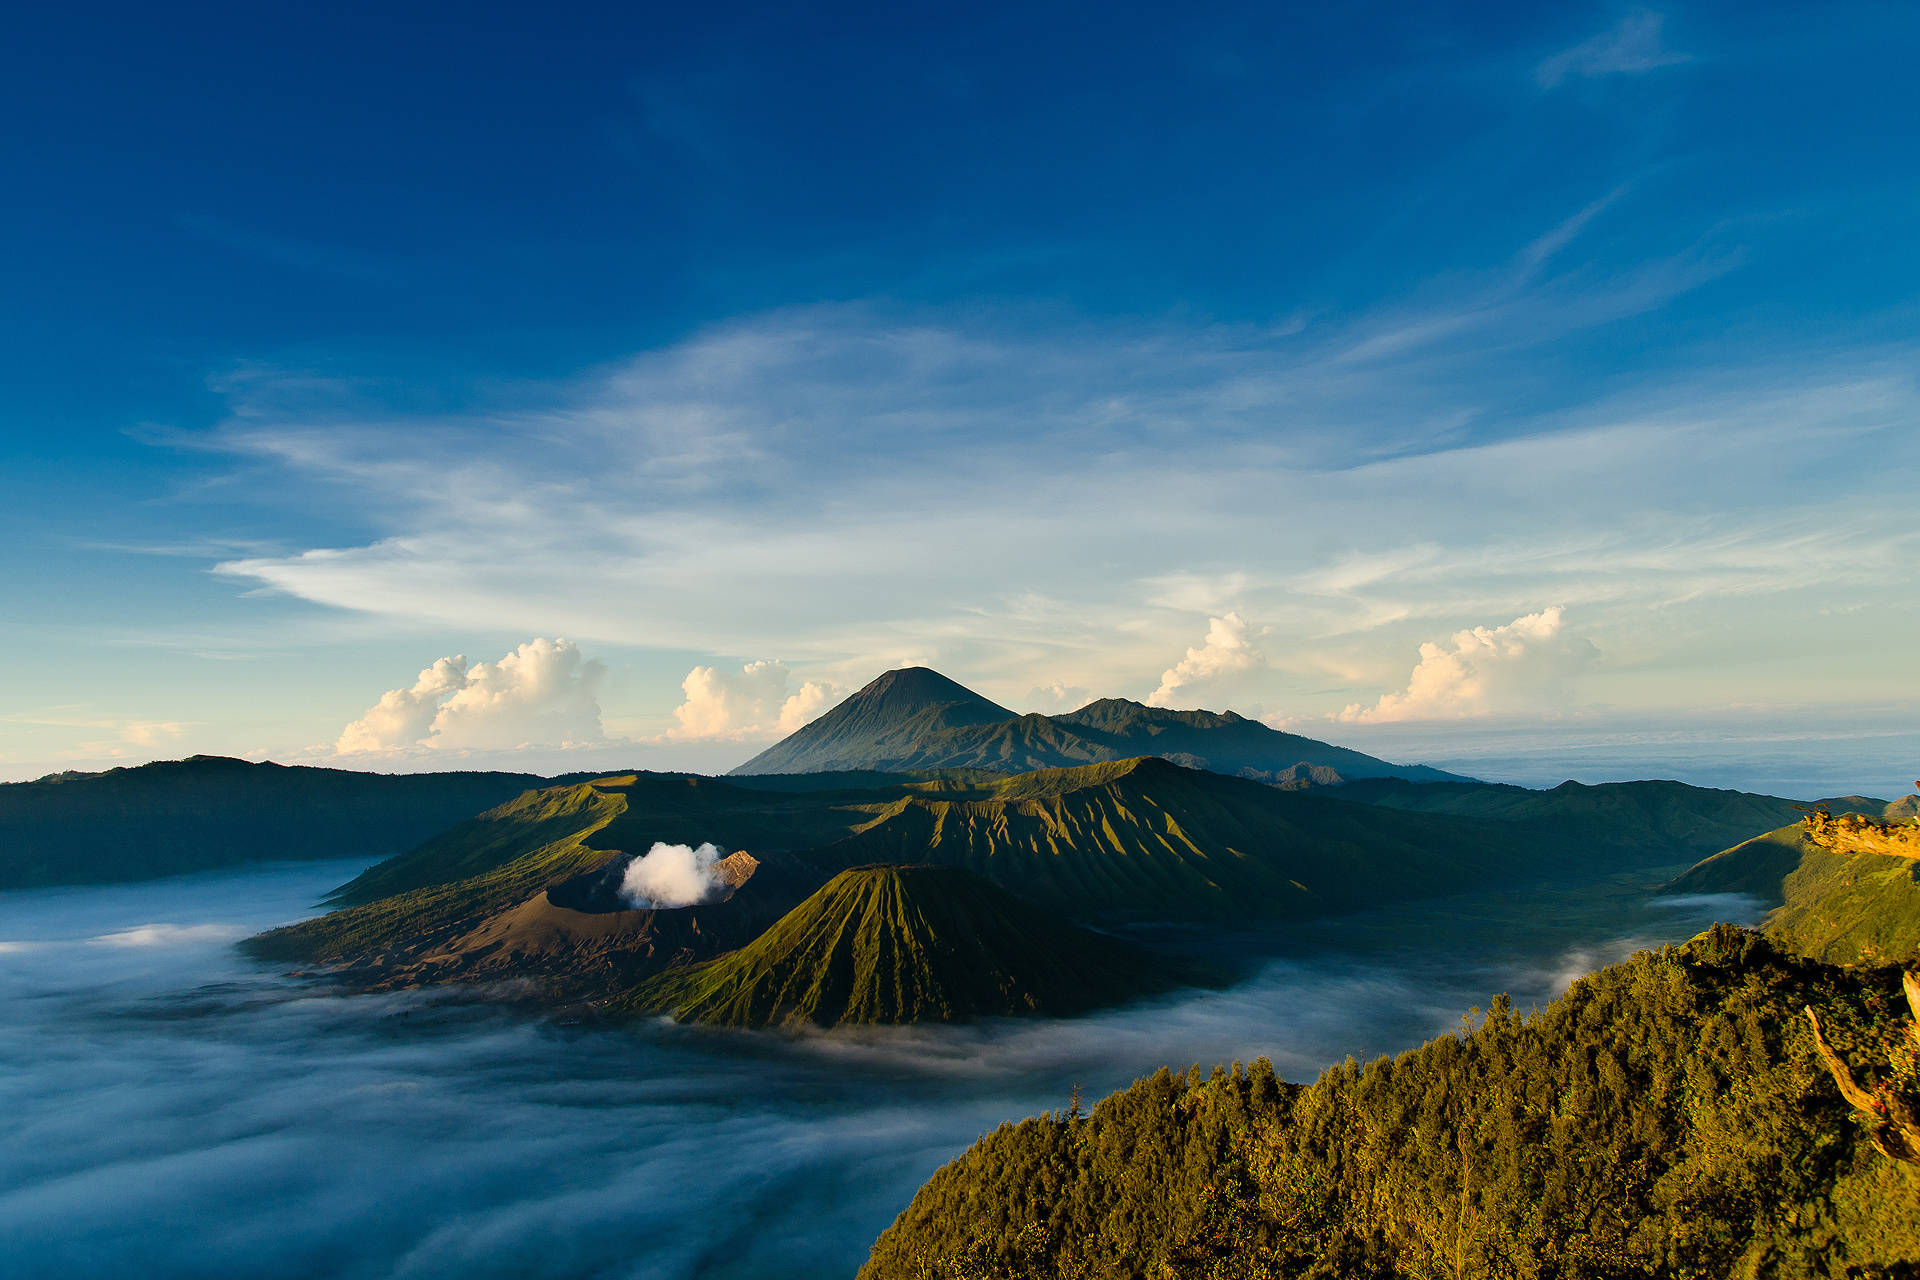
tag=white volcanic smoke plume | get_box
[618,842,730,909]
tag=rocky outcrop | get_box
[1802,801,1920,860]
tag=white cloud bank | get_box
[1340,607,1599,723]
[1147,613,1266,709]
[668,660,838,741]
[336,638,608,754]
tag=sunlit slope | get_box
[622,865,1173,1027]
[860,925,1920,1279]
[730,668,1463,783]
[811,757,1526,922]
[1670,802,1920,964]
[0,755,570,889]
[1335,776,1826,864]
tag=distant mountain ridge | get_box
[731,667,1465,784]
[0,755,587,890]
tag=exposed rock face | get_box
[1803,805,1920,860]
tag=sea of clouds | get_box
[0,859,1761,1279]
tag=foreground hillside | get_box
[0,755,572,890]
[731,667,1463,783]
[861,925,1920,1279]
[1670,796,1920,965]
[622,865,1175,1027]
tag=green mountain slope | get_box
[809,757,1528,922]
[1334,775,1824,865]
[1669,801,1920,965]
[860,925,1920,1279]
[621,864,1174,1027]
[729,668,1463,783]
[0,755,575,890]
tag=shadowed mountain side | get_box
[1332,776,1845,865]
[618,865,1180,1027]
[0,755,591,890]
[732,667,1015,776]
[805,757,1531,923]
[729,668,1464,783]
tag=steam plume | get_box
[619,842,730,909]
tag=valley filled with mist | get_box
[0,856,1764,1280]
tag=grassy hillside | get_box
[730,668,1462,783]
[0,755,574,890]
[809,757,1534,923]
[621,864,1175,1027]
[1670,809,1920,965]
[860,925,1920,1279]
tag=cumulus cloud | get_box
[1023,682,1092,713]
[668,660,838,740]
[1536,10,1690,89]
[335,638,607,754]
[1147,613,1265,709]
[1339,607,1599,723]
[617,841,731,909]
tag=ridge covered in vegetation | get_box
[0,755,577,890]
[860,925,1920,1279]
[811,756,1527,922]
[1669,793,1920,966]
[621,864,1175,1027]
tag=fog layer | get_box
[0,860,1758,1279]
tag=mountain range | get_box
[0,755,583,890]
[730,666,1467,784]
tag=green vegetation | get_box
[0,755,574,890]
[730,667,1463,783]
[812,757,1526,923]
[1671,808,1920,966]
[620,864,1176,1027]
[244,771,884,965]
[255,750,1829,979]
[860,926,1920,1279]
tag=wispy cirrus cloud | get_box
[1536,10,1691,90]
[174,198,1919,728]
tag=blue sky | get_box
[3,1,1916,794]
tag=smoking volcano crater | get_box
[364,846,830,997]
